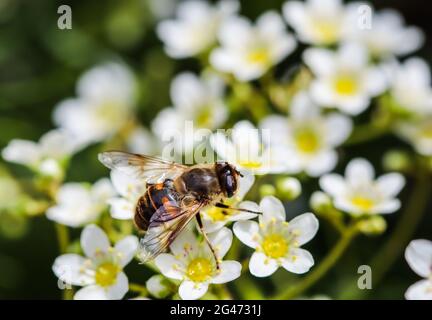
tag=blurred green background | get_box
[0,0,431,299]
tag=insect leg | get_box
[195,213,220,271]
[215,202,262,215]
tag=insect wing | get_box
[138,200,204,262]
[98,151,187,183]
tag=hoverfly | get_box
[98,151,260,269]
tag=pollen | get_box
[206,206,228,222]
[186,258,214,282]
[294,128,320,153]
[247,48,271,65]
[238,160,262,169]
[334,75,359,96]
[95,262,119,287]
[262,234,289,259]
[351,196,375,212]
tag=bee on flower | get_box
[319,158,405,216]
[260,92,352,177]
[157,0,239,58]
[154,227,241,300]
[303,42,387,115]
[53,62,136,144]
[404,239,432,300]
[53,225,138,300]
[234,196,319,277]
[210,11,297,81]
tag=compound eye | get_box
[225,174,235,198]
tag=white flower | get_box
[260,92,352,177]
[108,169,146,220]
[346,6,424,59]
[234,196,319,277]
[154,227,241,300]
[283,0,350,46]
[388,58,432,115]
[303,42,387,115]
[53,62,136,144]
[396,117,432,156]
[201,173,256,232]
[53,224,138,300]
[47,178,115,227]
[152,72,228,154]
[319,158,405,216]
[2,129,85,178]
[210,120,288,175]
[210,11,296,81]
[157,0,239,58]
[126,126,159,155]
[405,239,432,300]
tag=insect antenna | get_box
[215,202,262,215]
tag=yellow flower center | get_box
[186,258,214,282]
[351,196,375,211]
[313,20,339,44]
[205,206,228,222]
[238,160,262,169]
[195,106,213,128]
[334,75,359,96]
[294,128,320,153]
[420,125,432,139]
[262,234,289,259]
[247,48,270,65]
[95,262,119,287]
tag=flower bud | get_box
[383,150,411,172]
[146,275,171,299]
[357,216,387,235]
[276,177,301,200]
[310,191,332,212]
[259,184,276,197]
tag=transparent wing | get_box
[98,151,187,183]
[138,200,204,262]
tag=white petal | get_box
[405,239,432,278]
[179,280,209,300]
[169,227,200,257]
[81,224,110,258]
[290,91,320,120]
[405,280,432,300]
[236,173,255,200]
[260,196,286,222]
[154,254,184,280]
[210,132,236,162]
[170,72,205,111]
[2,139,41,166]
[108,198,135,220]
[319,174,346,196]
[249,252,278,277]
[91,178,115,201]
[208,227,233,259]
[52,254,93,286]
[376,173,405,197]
[115,236,139,267]
[373,199,401,214]
[110,169,140,197]
[303,48,335,77]
[282,248,314,274]
[233,221,260,249]
[345,158,375,185]
[287,213,319,246]
[304,150,338,177]
[325,114,353,146]
[211,261,241,284]
[74,285,108,300]
[106,272,129,300]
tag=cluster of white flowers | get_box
[2,0,430,300]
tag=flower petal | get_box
[108,197,135,220]
[249,252,278,277]
[106,272,129,300]
[154,254,184,280]
[319,174,346,196]
[208,227,232,259]
[260,196,286,222]
[211,261,242,284]
[74,285,108,300]
[376,173,405,197]
[2,139,41,166]
[115,236,139,267]
[345,158,375,186]
[52,254,93,286]
[287,213,319,246]
[81,224,110,258]
[179,280,209,300]
[405,239,432,278]
[233,221,260,249]
[282,248,314,274]
[405,279,432,300]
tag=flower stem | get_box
[274,224,358,300]
[129,283,148,296]
[54,223,73,300]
